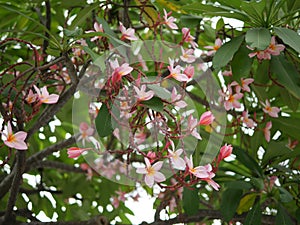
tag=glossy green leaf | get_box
[245,28,271,50]
[270,55,300,100]
[225,180,253,190]
[272,117,300,140]
[233,146,263,177]
[83,46,101,61]
[262,141,294,166]
[280,89,299,112]
[95,103,113,137]
[231,45,253,78]
[275,204,294,225]
[244,202,262,225]
[183,186,199,216]
[69,4,99,30]
[237,193,257,215]
[180,15,202,27]
[278,187,293,203]
[213,35,244,70]
[274,27,300,54]
[64,28,83,37]
[220,188,243,221]
[141,96,164,112]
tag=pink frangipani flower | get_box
[1,122,27,150]
[217,143,233,163]
[110,59,133,84]
[199,111,215,126]
[134,85,154,101]
[78,122,94,146]
[171,87,187,108]
[86,22,104,42]
[182,27,198,48]
[183,65,195,79]
[163,9,178,30]
[119,22,138,41]
[136,158,166,188]
[261,99,280,118]
[185,155,211,179]
[231,78,254,93]
[187,115,201,140]
[67,147,92,158]
[204,38,222,56]
[180,47,196,63]
[263,121,272,142]
[34,85,59,104]
[242,111,256,128]
[24,89,38,104]
[267,36,285,56]
[167,58,189,82]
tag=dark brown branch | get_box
[18,216,109,225]
[141,210,278,225]
[42,0,51,55]
[3,151,26,224]
[32,160,84,173]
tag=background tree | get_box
[0,0,300,225]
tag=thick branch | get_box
[141,210,277,225]
[3,151,26,224]
[32,160,84,173]
[18,216,108,225]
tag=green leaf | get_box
[220,188,243,221]
[147,84,171,100]
[82,46,101,61]
[245,28,271,50]
[213,35,244,70]
[280,89,299,112]
[233,146,263,177]
[64,28,83,37]
[274,27,300,54]
[69,4,98,30]
[180,15,202,28]
[270,55,300,100]
[262,141,294,166]
[237,193,257,215]
[225,181,253,190]
[95,103,113,137]
[231,45,253,78]
[141,97,164,112]
[183,186,199,216]
[244,202,262,225]
[250,178,264,191]
[275,204,294,225]
[278,187,293,203]
[272,117,300,140]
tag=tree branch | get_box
[141,210,278,225]
[32,160,84,174]
[18,216,109,225]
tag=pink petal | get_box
[136,168,147,174]
[152,161,163,171]
[14,131,27,141]
[154,172,166,183]
[43,94,59,104]
[145,174,154,187]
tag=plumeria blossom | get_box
[78,122,94,146]
[136,158,166,188]
[187,115,201,140]
[146,151,156,164]
[242,111,256,128]
[171,87,187,108]
[219,86,243,111]
[222,70,232,76]
[180,47,196,63]
[217,144,233,163]
[119,22,138,41]
[167,58,189,82]
[67,147,92,158]
[1,122,27,150]
[86,22,104,42]
[231,78,254,93]
[248,49,271,60]
[202,168,220,191]
[24,89,38,104]
[110,59,133,84]
[185,155,210,179]
[163,9,178,29]
[183,65,195,79]
[34,85,59,104]
[261,99,280,118]
[80,163,93,180]
[168,141,185,170]
[199,111,215,126]
[204,38,222,56]
[134,85,154,101]
[267,36,285,55]
[263,121,272,142]
[182,27,198,48]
